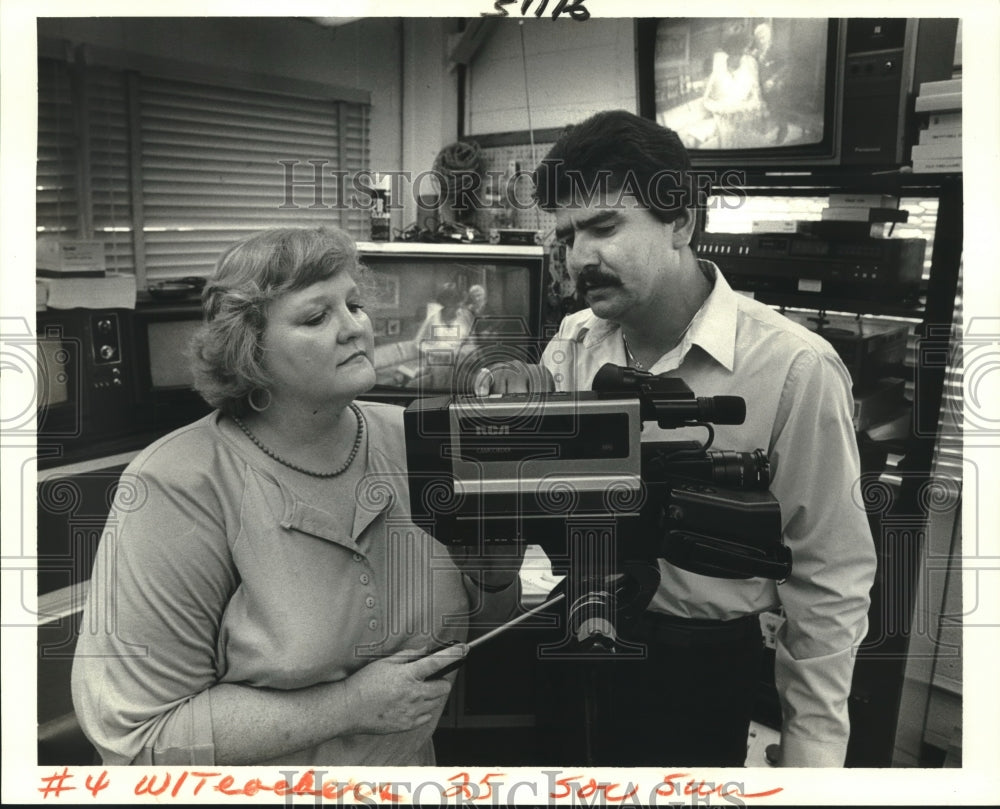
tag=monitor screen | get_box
[362,255,541,395]
[654,18,829,151]
[147,319,200,389]
[36,337,70,408]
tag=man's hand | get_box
[451,541,526,632]
[450,541,526,591]
[472,360,555,395]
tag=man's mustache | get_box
[575,269,622,296]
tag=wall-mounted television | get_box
[636,18,959,170]
[356,242,551,406]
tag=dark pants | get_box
[535,612,764,767]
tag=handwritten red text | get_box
[549,773,640,802]
[655,772,784,801]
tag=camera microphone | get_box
[592,363,746,426]
[666,396,746,426]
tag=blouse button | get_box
[365,596,376,608]
[352,553,363,562]
[368,619,378,631]
[359,573,370,585]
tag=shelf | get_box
[742,290,927,319]
[356,241,544,257]
[37,582,90,626]
[712,170,963,768]
[710,169,962,197]
[36,431,161,472]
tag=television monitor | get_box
[652,18,834,155]
[636,18,959,170]
[35,308,136,462]
[146,319,201,389]
[36,337,71,411]
[131,301,213,435]
[356,242,550,404]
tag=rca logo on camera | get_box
[475,425,510,436]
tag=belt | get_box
[634,611,762,648]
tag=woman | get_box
[464,284,488,318]
[701,29,765,149]
[412,281,474,390]
[71,227,519,766]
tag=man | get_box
[510,110,876,767]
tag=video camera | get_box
[404,363,791,652]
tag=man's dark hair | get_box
[532,109,706,245]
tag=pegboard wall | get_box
[470,141,558,239]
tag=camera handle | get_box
[663,530,792,582]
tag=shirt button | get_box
[368,619,378,631]
[359,573,370,585]
[352,553,363,562]
[365,596,376,608]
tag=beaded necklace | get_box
[232,403,365,478]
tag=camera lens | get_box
[567,588,617,651]
[708,449,770,489]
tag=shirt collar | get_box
[685,260,737,372]
[214,408,398,548]
[580,259,737,372]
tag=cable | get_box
[519,21,537,168]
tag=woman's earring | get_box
[247,388,272,412]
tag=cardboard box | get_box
[39,273,136,310]
[36,237,106,276]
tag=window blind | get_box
[36,58,79,238]
[37,54,370,287]
[87,66,134,275]
[339,101,371,239]
[138,75,369,282]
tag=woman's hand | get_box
[342,646,465,735]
